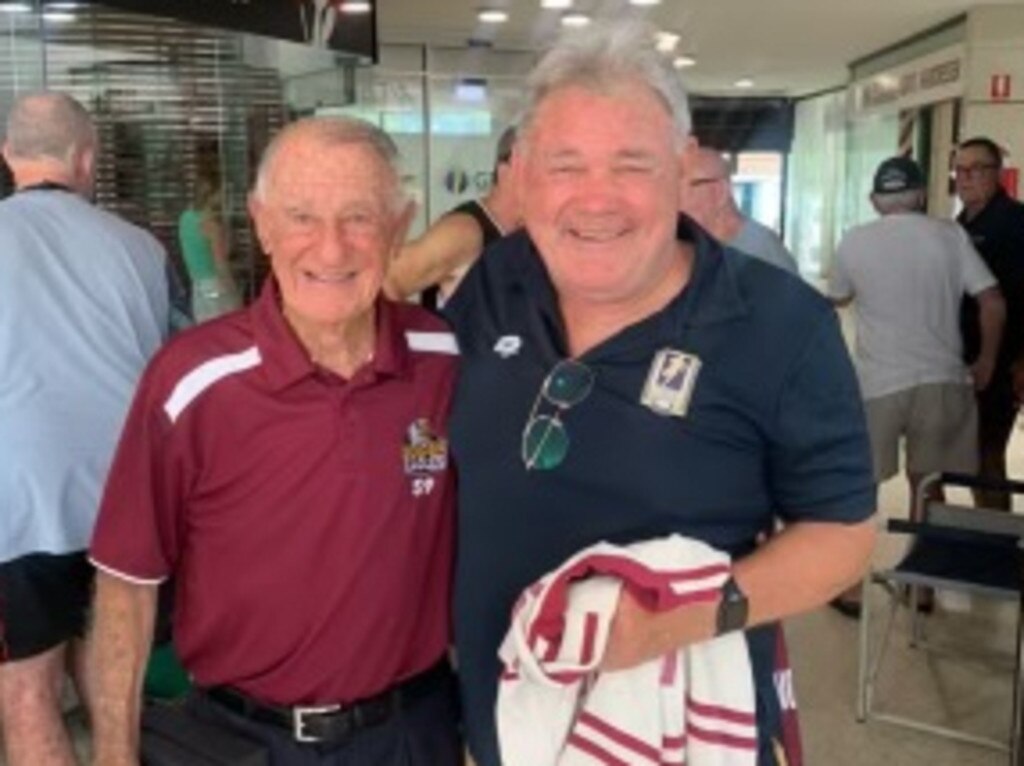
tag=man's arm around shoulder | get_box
[88,571,158,766]
[384,212,485,301]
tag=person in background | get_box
[829,155,1004,616]
[87,116,461,766]
[178,170,240,321]
[385,125,520,308]
[956,136,1024,509]
[681,146,798,274]
[0,91,169,766]
[443,20,875,766]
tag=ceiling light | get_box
[734,78,755,89]
[0,2,32,12]
[629,0,661,5]
[541,0,572,8]
[43,10,75,21]
[561,12,590,27]
[477,9,509,23]
[339,1,372,12]
[673,56,696,69]
[46,1,80,8]
[655,31,680,54]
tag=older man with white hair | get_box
[444,20,877,766]
[0,91,169,766]
[88,117,462,766]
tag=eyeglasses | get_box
[689,176,725,188]
[521,359,595,471]
[954,163,998,179]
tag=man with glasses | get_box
[955,136,1024,509]
[386,126,520,309]
[87,117,462,766]
[682,147,798,274]
[444,20,875,766]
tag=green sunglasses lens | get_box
[522,415,570,471]
[544,360,594,407]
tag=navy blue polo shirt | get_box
[445,216,875,766]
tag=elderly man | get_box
[87,118,461,766]
[829,156,1004,614]
[681,147,798,274]
[443,22,876,766]
[0,92,169,766]
[385,125,520,308]
[955,137,1024,510]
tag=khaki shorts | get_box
[864,382,978,482]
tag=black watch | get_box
[715,575,749,636]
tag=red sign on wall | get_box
[1002,167,1020,199]
[991,74,1012,101]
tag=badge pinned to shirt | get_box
[640,348,701,418]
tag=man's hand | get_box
[600,589,717,672]
[971,355,996,391]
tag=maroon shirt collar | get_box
[250,279,410,391]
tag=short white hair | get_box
[254,116,408,212]
[519,18,691,142]
[5,91,96,165]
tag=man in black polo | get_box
[956,136,1024,509]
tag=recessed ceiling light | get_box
[673,56,696,69]
[43,10,75,21]
[46,1,80,8]
[734,78,755,89]
[478,9,509,23]
[339,1,372,13]
[655,31,680,54]
[0,2,32,12]
[561,11,590,27]
[629,0,661,5]
[541,0,572,8]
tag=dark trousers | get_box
[186,674,463,766]
[976,376,1018,510]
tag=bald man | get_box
[682,148,798,274]
[0,92,169,766]
[88,117,461,766]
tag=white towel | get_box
[497,536,758,766]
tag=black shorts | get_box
[0,551,93,662]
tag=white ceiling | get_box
[378,0,1024,96]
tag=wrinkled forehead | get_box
[262,135,398,207]
[956,144,999,167]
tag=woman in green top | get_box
[178,176,240,321]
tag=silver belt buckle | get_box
[292,703,342,743]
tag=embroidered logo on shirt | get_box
[493,335,523,358]
[640,348,702,418]
[402,418,449,476]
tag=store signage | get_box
[96,0,377,59]
[851,45,965,117]
[991,74,1013,101]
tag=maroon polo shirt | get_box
[90,280,458,706]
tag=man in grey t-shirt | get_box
[0,92,169,766]
[828,156,1005,614]
[681,147,798,274]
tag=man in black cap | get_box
[956,137,1024,509]
[828,155,1005,614]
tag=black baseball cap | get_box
[873,156,925,195]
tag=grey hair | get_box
[5,91,96,164]
[519,18,691,143]
[872,189,925,216]
[254,116,408,211]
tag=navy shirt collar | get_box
[508,214,749,357]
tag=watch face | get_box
[717,576,749,635]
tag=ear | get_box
[388,198,417,259]
[248,192,272,254]
[1,141,12,168]
[677,135,699,201]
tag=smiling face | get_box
[249,129,408,340]
[514,81,688,314]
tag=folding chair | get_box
[856,472,1024,758]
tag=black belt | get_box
[203,659,450,745]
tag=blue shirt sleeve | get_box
[768,307,876,523]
